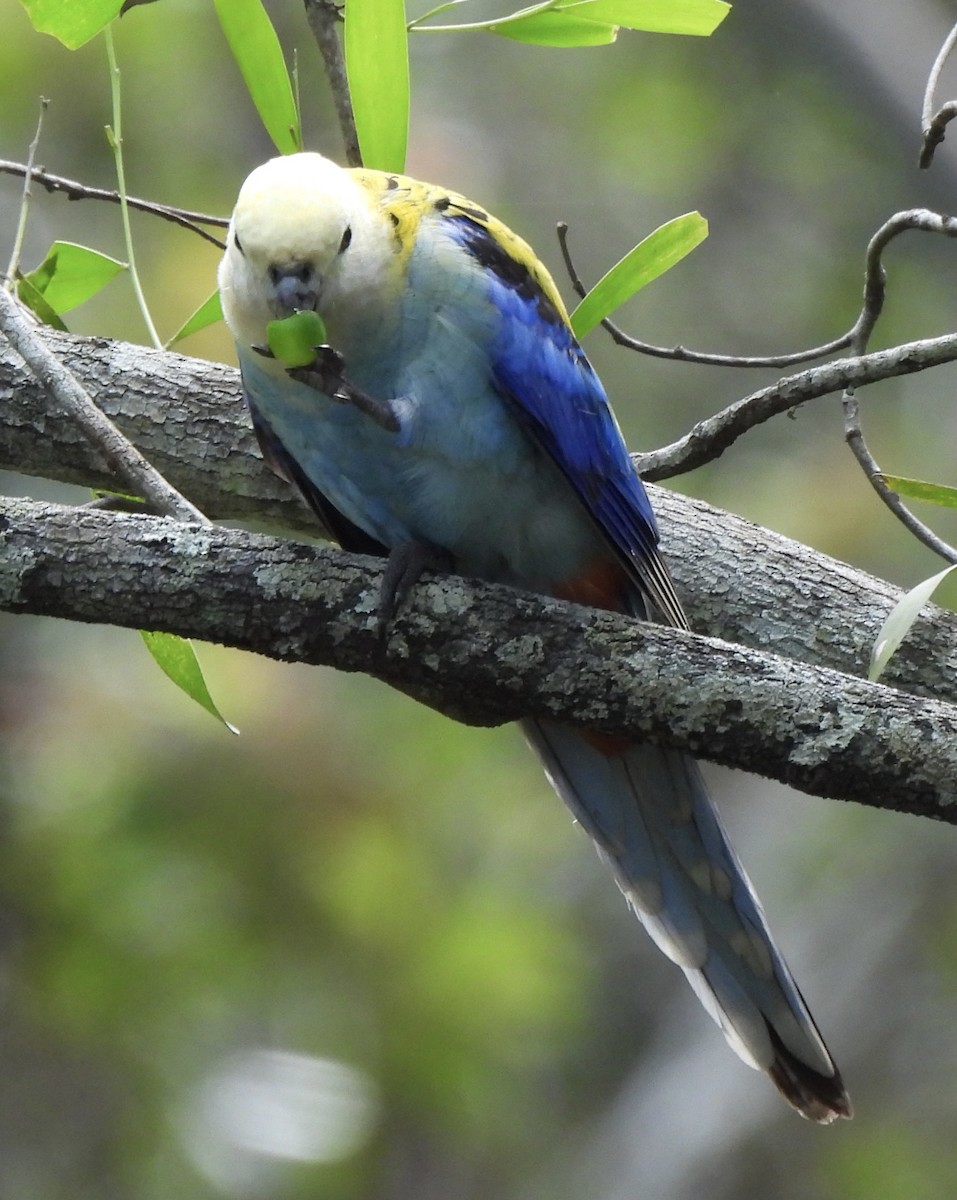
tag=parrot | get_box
[217,151,851,1123]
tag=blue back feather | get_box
[444,216,663,585]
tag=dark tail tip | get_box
[767,1026,853,1124]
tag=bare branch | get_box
[635,333,957,480]
[556,222,856,369]
[843,391,957,565]
[920,102,957,170]
[920,22,957,168]
[0,159,228,248]
[3,99,49,288]
[841,210,957,565]
[0,295,206,523]
[3,495,957,823]
[303,0,362,167]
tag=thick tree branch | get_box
[2,495,956,823]
[3,328,957,708]
[0,296,205,522]
[4,327,957,823]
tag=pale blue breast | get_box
[241,225,603,589]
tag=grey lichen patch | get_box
[253,561,296,600]
[788,707,868,767]
[353,587,379,616]
[419,579,472,617]
[139,522,216,559]
[495,633,545,670]
[0,541,37,606]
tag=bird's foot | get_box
[379,539,454,628]
[288,346,400,433]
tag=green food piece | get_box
[266,311,327,367]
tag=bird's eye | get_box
[338,226,352,254]
[233,232,245,257]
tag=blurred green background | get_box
[4,1,957,1196]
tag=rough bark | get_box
[3,328,957,820]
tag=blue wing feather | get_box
[445,215,685,625]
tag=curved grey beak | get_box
[271,263,321,315]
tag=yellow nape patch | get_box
[349,168,570,322]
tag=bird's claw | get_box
[378,539,454,630]
[288,346,401,433]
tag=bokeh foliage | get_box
[4,1,957,1197]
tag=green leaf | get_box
[869,562,957,682]
[167,290,224,346]
[213,0,301,156]
[562,0,731,36]
[876,475,957,511]
[21,241,126,313]
[20,0,123,48]
[16,274,67,330]
[266,311,329,367]
[570,211,708,338]
[141,631,239,734]
[492,10,618,45]
[345,0,410,172]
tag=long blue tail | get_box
[524,719,851,1122]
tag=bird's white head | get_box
[218,152,383,354]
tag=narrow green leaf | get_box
[561,0,731,36]
[869,563,957,682]
[492,10,618,45]
[213,0,301,156]
[345,0,410,172]
[167,289,224,346]
[876,475,957,511]
[570,211,707,338]
[22,241,126,312]
[266,310,328,367]
[16,274,67,330]
[20,0,123,48]
[141,631,239,734]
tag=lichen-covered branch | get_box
[0,298,206,522]
[1,495,955,822]
[3,327,957,709]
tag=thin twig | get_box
[556,223,856,368]
[104,28,162,350]
[303,0,362,167]
[920,22,957,168]
[0,289,206,523]
[840,208,957,563]
[851,209,957,347]
[919,102,957,170]
[0,160,228,247]
[843,393,957,563]
[563,206,957,515]
[3,99,49,290]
